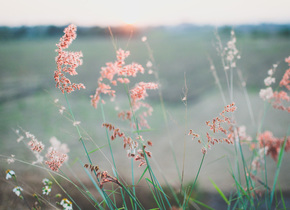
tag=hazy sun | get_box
[120,0,140,25]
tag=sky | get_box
[1,0,290,27]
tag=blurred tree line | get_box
[0,24,289,40]
[0,25,138,40]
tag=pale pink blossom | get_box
[264,76,275,86]
[259,87,274,100]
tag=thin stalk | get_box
[181,72,188,192]
[131,158,137,210]
[100,101,127,209]
[122,82,167,209]
[184,154,205,208]
[270,126,290,206]
[64,93,114,209]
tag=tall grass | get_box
[2,24,290,210]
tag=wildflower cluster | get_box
[54,24,85,93]
[25,131,45,153]
[216,30,241,71]
[256,131,290,162]
[97,171,122,189]
[44,137,69,171]
[103,123,152,167]
[5,171,24,199]
[42,178,52,195]
[189,102,237,154]
[259,59,290,112]
[91,48,158,128]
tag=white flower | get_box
[16,136,24,143]
[146,61,152,68]
[42,186,51,195]
[42,178,49,185]
[73,121,81,126]
[59,106,66,114]
[13,186,23,197]
[264,76,275,86]
[259,87,274,100]
[60,198,73,210]
[268,69,273,76]
[6,170,15,180]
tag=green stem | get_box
[184,154,205,208]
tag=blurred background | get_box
[1,0,290,208]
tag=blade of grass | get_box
[278,182,286,210]
[137,166,148,185]
[184,154,205,208]
[270,128,289,206]
[209,178,229,205]
[189,198,215,210]
[88,144,108,154]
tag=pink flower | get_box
[130,82,158,101]
[54,24,85,93]
[45,148,67,172]
[258,131,290,162]
[45,137,69,171]
[26,132,44,153]
[279,68,290,90]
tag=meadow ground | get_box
[1,28,290,208]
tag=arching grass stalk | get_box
[184,153,205,209]
[47,169,82,210]
[59,167,100,209]
[63,93,114,209]
[121,82,171,209]
[100,100,128,209]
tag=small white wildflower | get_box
[59,106,66,115]
[259,87,274,100]
[15,129,19,134]
[73,121,81,126]
[141,36,147,42]
[148,70,153,74]
[7,156,15,164]
[54,98,59,103]
[6,170,15,180]
[60,198,73,210]
[146,61,152,68]
[42,178,50,185]
[115,106,119,111]
[264,76,275,86]
[268,69,273,76]
[273,64,278,68]
[13,186,23,197]
[17,136,24,143]
[42,185,51,195]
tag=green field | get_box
[1,28,290,208]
